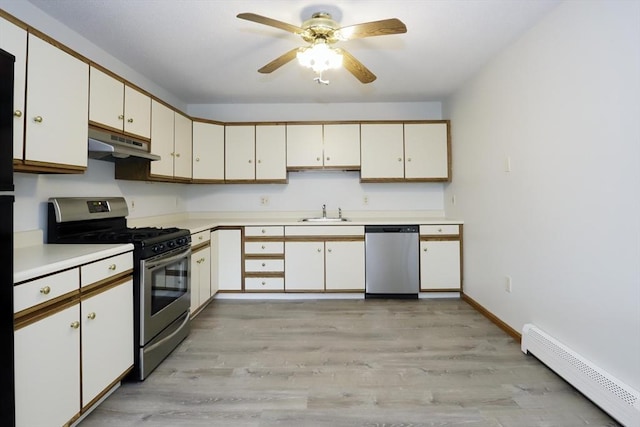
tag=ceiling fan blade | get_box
[334,18,407,40]
[237,13,303,35]
[336,48,376,84]
[257,48,300,74]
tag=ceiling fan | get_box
[237,11,407,84]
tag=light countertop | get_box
[14,243,134,284]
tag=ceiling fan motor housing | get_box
[301,12,340,43]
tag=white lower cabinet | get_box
[214,229,243,291]
[14,304,81,427]
[285,241,325,291]
[81,280,134,407]
[325,241,365,291]
[420,240,461,291]
[190,243,211,316]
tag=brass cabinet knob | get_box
[261,263,266,267]
[40,286,51,295]
[170,152,175,157]
[248,159,252,163]
[108,264,116,270]
[317,248,322,253]
[118,114,124,120]
[127,118,134,123]
[176,153,181,158]
[438,228,443,232]
[397,157,402,162]
[261,281,266,286]
[261,229,266,234]
[198,235,203,240]
[14,110,22,117]
[87,312,96,320]
[407,158,412,162]
[258,159,262,164]
[327,248,332,253]
[316,157,321,161]
[423,247,428,252]
[326,157,330,161]
[195,157,200,162]
[70,321,80,329]
[261,245,266,250]
[33,116,43,123]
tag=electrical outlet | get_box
[505,156,512,172]
[260,196,269,206]
[130,200,136,212]
[451,195,456,205]
[505,276,512,293]
[363,195,369,205]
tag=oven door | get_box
[140,246,191,345]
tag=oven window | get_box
[150,256,189,315]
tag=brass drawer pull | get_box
[40,286,51,295]
[108,264,117,270]
[87,312,96,320]
[70,321,80,329]
[14,110,22,117]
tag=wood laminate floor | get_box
[80,299,619,427]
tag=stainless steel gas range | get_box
[47,197,191,380]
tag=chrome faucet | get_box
[322,204,327,218]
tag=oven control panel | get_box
[87,200,110,213]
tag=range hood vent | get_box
[88,127,160,161]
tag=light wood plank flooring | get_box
[80,299,619,426]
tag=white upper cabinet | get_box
[192,121,224,181]
[286,123,360,169]
[24,34,88,170]
[286,124,323,168]
[361,122,450,181]
[89,66,151,139]
[225,125,255,181]
[256,125,286,181]
[173,112,192,179]
[0,16,27,161]
[360,123,404,179]
[150,100,175,177]
[323,124,361,168]
[404,123,449,180]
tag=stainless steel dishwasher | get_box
[365,225,419,299]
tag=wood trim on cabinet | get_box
[284,235,365,242]
[420,235,460,242]
[14,160,86,174]
[80,271,133,299]
[245,254,285,260]
[244,272,285,278]
[191,241,211,253]
[461,293,521,343]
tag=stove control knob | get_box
[167,241,176,248]
[178,237,187,245]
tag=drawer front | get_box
[420,225,460,236]
[245,226,284,237]
[191,230,210,245]
[285,225,365,236]
[245,259,284,272]
[14,268,79,313]
[245,277,284,291]
[245,241,284,255]
[81,252,133,287]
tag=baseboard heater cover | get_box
[521,324,640,427]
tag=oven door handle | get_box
[144,311,190,353]
[144,247,191,270]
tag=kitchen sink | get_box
[300,217,349,222]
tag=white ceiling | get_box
[25,0,560,105]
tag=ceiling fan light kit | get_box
[237,11,407,84]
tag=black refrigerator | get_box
[0,48,16,426]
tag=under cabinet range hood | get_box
[88,126,160,161]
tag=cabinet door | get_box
[404,123,449,180]
[82,280,134,406]
[198,246,211,307]
[14,304,81,427]
[173,112,192,179]
[323,124,360,168]
[124,85,151,138]
[217,229,242,290]
[210,230,220,295]
[285,241,325,291]
[193,121,224,181]
[286,124,323,168]
[256,125,286,181]
[25,34,88,168]
[89,66,124,132]
[190,251,201,313]
[0,17,27,161]
[150,100,175,177]
[225,125,255,180]
[325,241,365,291]
[360,124,404,179]
[420,240,461,290]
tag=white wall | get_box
[443,0,640,390]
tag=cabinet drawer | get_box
[420,225,460,236]
[245,259,284,272]
[81,252,133,287]
[191,230,210,245]
[14,268,79,313]
[245,226,284,237]
[245,277,284,291]
[245,241,284,254]
[285,225,365,236]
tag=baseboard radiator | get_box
[521,324,640,427]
